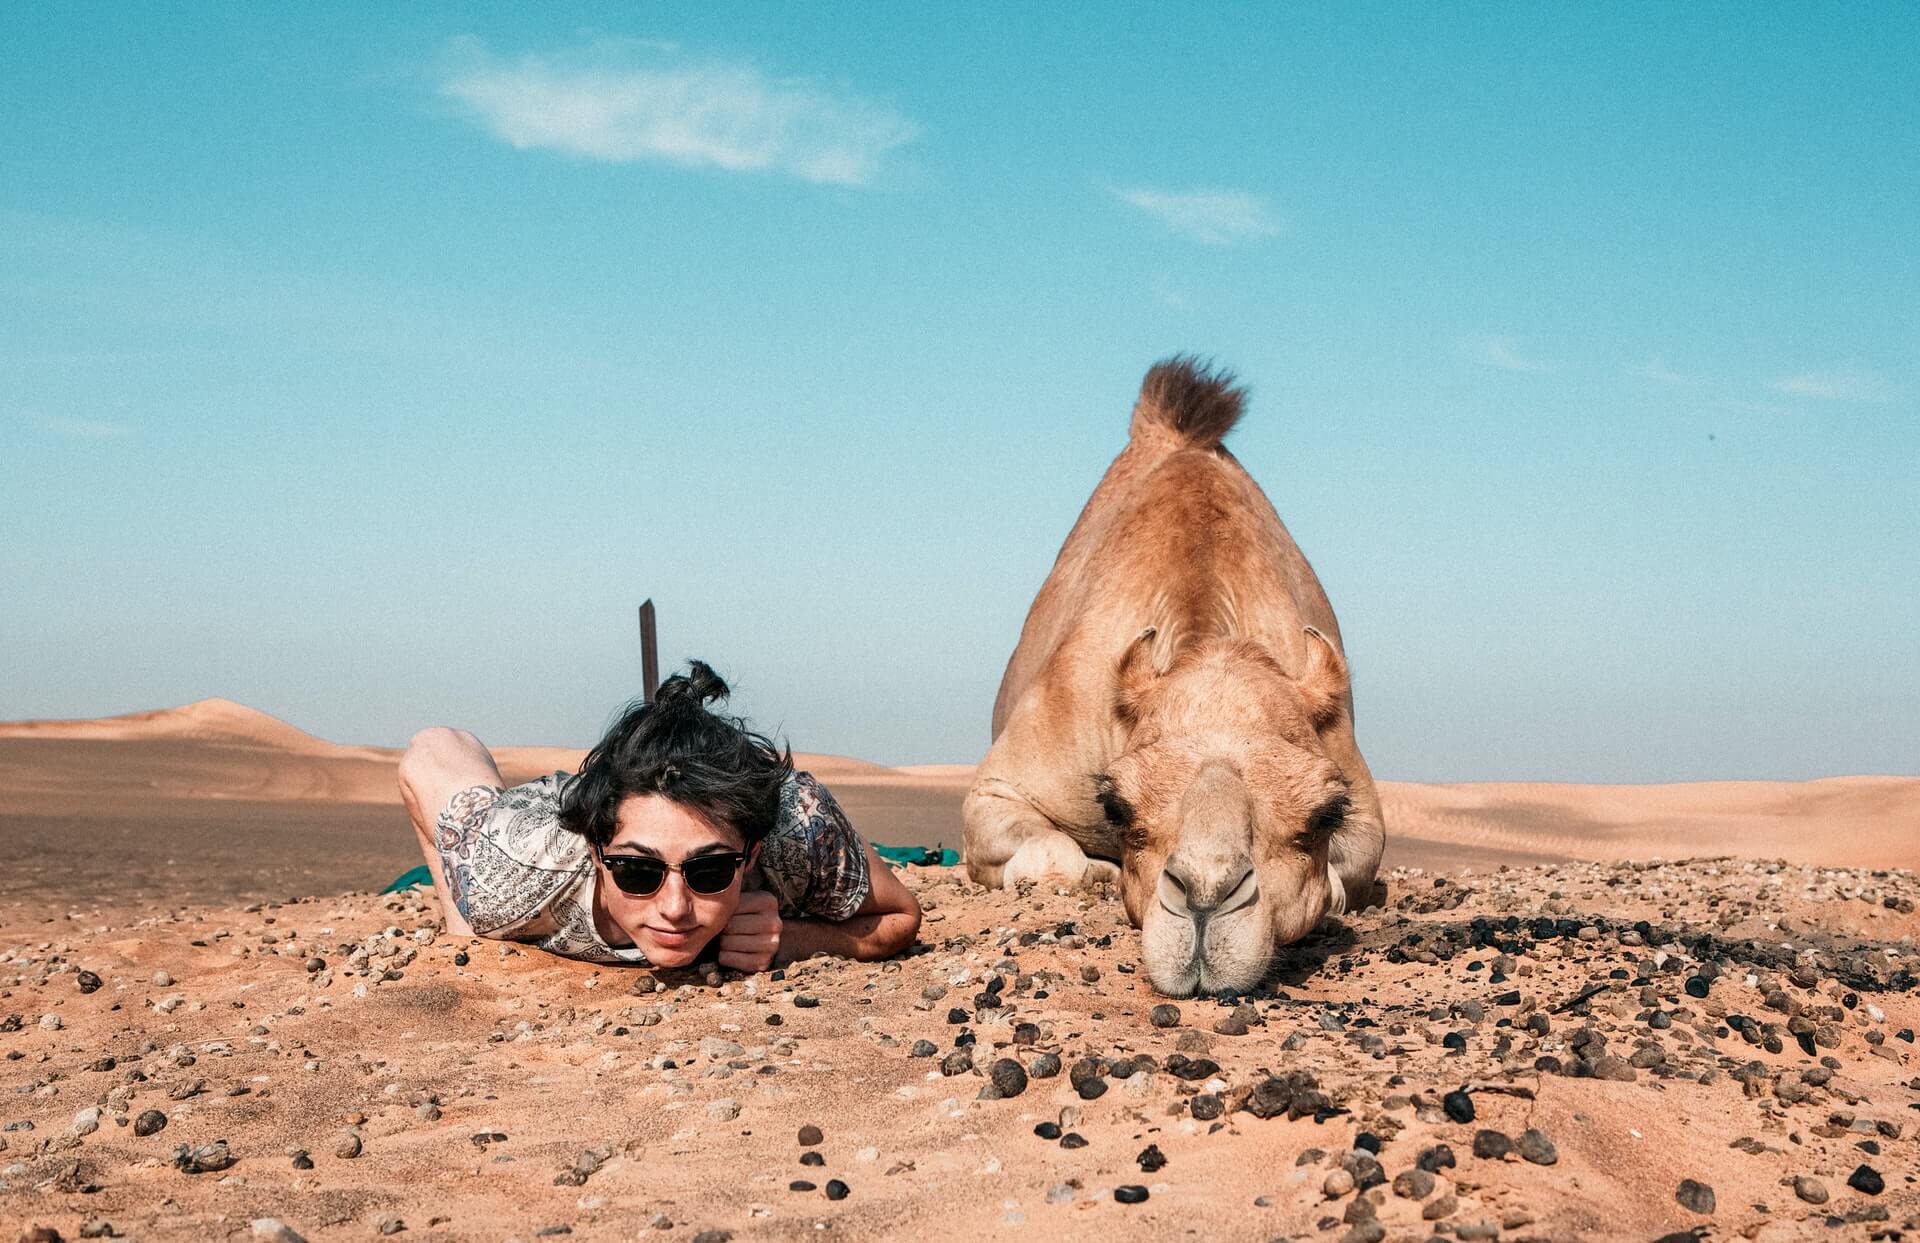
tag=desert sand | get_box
[1,702,1915,1241]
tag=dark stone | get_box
[909,1039,938,1058]
[453,952,469,967]
[291,1150,314,1170]
[1075,1078,1108,1100]
[1471,1130,1513,1159]
[793,995,820,1009]
[1684,976,1711,999]
[1137,1143,1167,1172]
[986,1059,1028,1098]
[1114,1185,1149,1204]
[1167,1055,1220,1082]
[1847,1164,1884,1196]
[789,1180,817,1192]
[1442,1090,1475,1123]
[1028,1051,1062,1079]
[799,1151,825,1167]
[1190,1094,1223,1121]
[1353,1131,1381,1154]
[1033,1122,1061,1140]
[1416,1144,1456,1173]
[797,1124,823,1146]
[939,1050,972,1076]
[1150,1004,1182,1028]
[1060,1132,1089,1150]
[133,1110,168,1137]
[76,970,103,993]
[1392,1168,1436,1199]
[1675,1178,1715,1214]
[824,1180,849,1200]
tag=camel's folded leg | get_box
[963,780,1118,890]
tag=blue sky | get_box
[3,5,1915,780]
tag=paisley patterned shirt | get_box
[433,770,872,965]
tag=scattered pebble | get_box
[1675,1178,1715,1215]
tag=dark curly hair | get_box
[558,661,794,849]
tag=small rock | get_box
[909,1039,938,1058]
[1416,1144,1457,1173]
[1393,1168,1436,1199]
[153,971,173,987]
[986,1058,1028,1098]
[706,1098,740,1122]
[1792,1175,1828,1204]
[290,1151,314,1170]
[1137,1144,1167,1173]
[824,1179,849,1200]
[376,1220,404,1237]
[334,1130,363,1159]
[1675,1178,1715,1215]
[173,1139,234,1174]
[1472,1130,1513,1160]
[76,971,103,994]
[798,1124,824,1146]
[251,1221,309,1243]
[1517,1129,1558,1165]
[1027,1051,1062,1079]
[1113,1185,1149,1204]
[1323,1168,1355,1198]
[69,1107,101,1137]
[1034,1122,1061,1140]
[78,1221,114,1240]
[1847,1164,1883,1196]
[1442,1089,1474,1123]
[1150,1004,1181,1028]
[133,1110,168,1138]
[793,994,820,1008]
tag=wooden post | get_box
[638,600,659,701]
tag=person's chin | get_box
[639,927,709,966]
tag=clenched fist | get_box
[716,888,782,973]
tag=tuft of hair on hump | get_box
[1130,354,1246,448]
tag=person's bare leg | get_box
[397,726,505,938]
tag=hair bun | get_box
[653,659,730,708]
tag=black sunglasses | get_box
[596,848,747,897]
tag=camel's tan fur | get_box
[963,357,1384,995]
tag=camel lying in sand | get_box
[963,358,1384,996]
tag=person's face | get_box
[598,794,754,967]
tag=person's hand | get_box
[716,889,782,973]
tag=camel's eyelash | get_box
[1093,774,1135,831]
[1305,793,1350,841]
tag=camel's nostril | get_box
[1161,858,1256,917]
[1156,867,1191,916]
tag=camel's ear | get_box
[1113,627,1162,726]
[1296,626,1349,729]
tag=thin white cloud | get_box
[1770,366,1898,404]
[29,414,132,440]
[1110,186,1283,246]
[435,36,918,186]
[1629,355,1695,387]
[1462,335,1552,374]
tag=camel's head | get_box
[1100,627,1355,997]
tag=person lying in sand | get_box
[396,661,922,970]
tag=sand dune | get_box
[0,701,1915,917]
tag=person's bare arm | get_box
[718,844,922,969]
